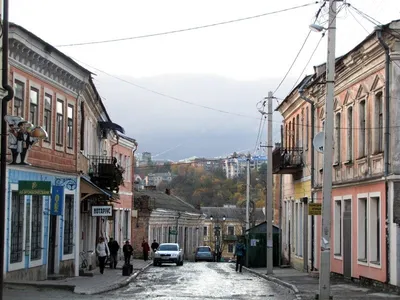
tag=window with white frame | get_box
[359,100,367,158]
[44,93,52,142]
[373,92,383,154]
[14,80,24,117]
[124,210,129,240]
[358,197,367,262]
[306,107,309,150]
[29,87,39,125]
[63,195,74,255]
[347,107,353,161]
[370,196,380,264]
[56,100,64,145]
[67,105,74,149]
[334,199,342,256]
[203,226,207,236]
[31,195,43,261]
[334,113,341,164]
[10,191,24,263]
[227,226,234,236]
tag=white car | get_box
[153,243,184,266]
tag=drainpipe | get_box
[0,2,14,298]
[279,125,283,266]
[175,212,181,243]
[111,134,120,158]
[298,77,315,271]
[376,26,390,283]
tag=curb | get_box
[5,281,75,292]
[242,266,302,300]
[76,262,153,295]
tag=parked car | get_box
[153,243,184,266]
[194,246,214,262]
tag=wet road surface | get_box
[4,262,297,299]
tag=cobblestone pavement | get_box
[5,262,297,300]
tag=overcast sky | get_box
[10,0,400,160]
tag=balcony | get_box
[272,147,303,174]
[88,156,125,193]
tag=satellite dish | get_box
[313,132,325,153]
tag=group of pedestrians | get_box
[95,237,134,274]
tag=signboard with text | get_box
[50,186,64,215]
[91,205,113,217]
[308,203,322,215]
[18,181,51,195]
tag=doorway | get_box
[48,215,57,274]
[343,199,352,278]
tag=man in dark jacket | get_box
[123,240,134,265]
[234,238,246,273]
[151,239,159,258]
[108,237,120,269]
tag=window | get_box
[359,101,366,157]
[334,113,341,164]
[227,226,234,236]
[358,197,367,261]
[29,87,39,125]
[14,80,24,117]
[124,210,129,240]
[203,226,208,236]
[370,197,380,264]
[374,92,383,154]
[241,226,246,235]
[56,100,64,145]
[296,202,303,257]
[306,107,309,149]
[31,195,43,260]
[293,117,296,148]
[347,107,353,161]
[63,195,74,255]
[80,102,85,151]
[334,200,342,256]
[44,94,52,142]
[10,191,24,263]
[297,114,301,148]
[67,105,74,148]
[228,244,234,253]
[285,125,288,148]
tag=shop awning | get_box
[80,175,113,201]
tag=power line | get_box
[56,2,320,48]
[73,58,260,120]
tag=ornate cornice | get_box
[9,38,86,94]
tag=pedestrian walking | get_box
[123,240,133,265]
[142,239,150,261]
[96,237,109,274]
[151,239,159,259]
[108,237,120,269]
[234,238,246,273]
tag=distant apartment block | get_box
[223,155,267,179]
[144,172,173,186]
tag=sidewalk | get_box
[5,259,152,295]
[244,266,400,300]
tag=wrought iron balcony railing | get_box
[272,147,303,174]
[88,155,125,193]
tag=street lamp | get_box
[310,0,337,299]
[209,214,226,262]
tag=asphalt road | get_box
[4,262,297,300]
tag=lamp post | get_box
[310,1,336,299]
[210,214,226,262]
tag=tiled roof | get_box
[200,206,265,222]
[134,190,200,214]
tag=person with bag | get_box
[123,240,134,265]
[142,239,150,261]
[108,237,120,269]
[96,237,109,274]
[234,238,246,273]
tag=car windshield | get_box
[197,247,211,253]
[158,244,178,251]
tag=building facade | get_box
[275,20,400,286]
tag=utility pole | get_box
[246,155,250,231]
[266,91,273,274]
[318,0,336,299]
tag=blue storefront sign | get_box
[50,186,64,215]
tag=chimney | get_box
[165,188,171,195]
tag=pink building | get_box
[276,20,400,287]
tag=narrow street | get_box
[4,262,296,300]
